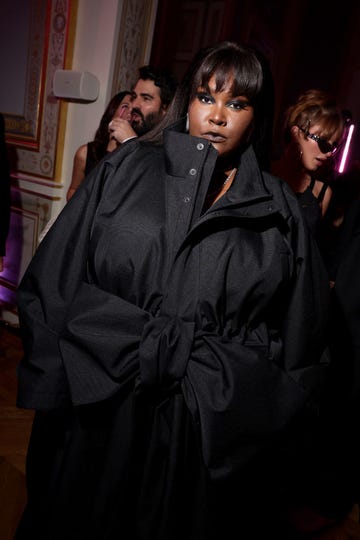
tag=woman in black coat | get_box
[15,41,354,539]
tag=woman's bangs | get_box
[311,111,344,142]
[195,53,262,101]
[230,60,263,100]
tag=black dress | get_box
[85,141,111,176]
[296,176,328,237]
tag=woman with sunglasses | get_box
[272,89,344,238]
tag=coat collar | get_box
[162,119,273,209]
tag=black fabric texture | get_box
[15,122,338,539]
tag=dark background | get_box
[150,0,360,166]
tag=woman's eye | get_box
[197,92,213,104]
[228,100,249,110]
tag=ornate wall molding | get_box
[2,0,70,180]
[0,0,74,322]
[111,0,158,93]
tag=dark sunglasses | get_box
[297,126,339,155]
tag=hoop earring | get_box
[185,113,189,132]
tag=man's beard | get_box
[131,110,163,136]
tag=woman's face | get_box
[293,123,339,172]
[188,74,254,158]
[113,95,132,121]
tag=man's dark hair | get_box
[138,65,178,107]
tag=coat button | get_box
[196,143,204,151]
[189,168,197,175]
[184,196,191,203]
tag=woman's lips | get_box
[202,132,226,143]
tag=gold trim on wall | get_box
[2,0,48,147]
[1,0,71,181]
[55,0,78,183]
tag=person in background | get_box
[272,89,345,238]
[14,41,358,540]
[0,112,10,273]
[66,90,132,201]
[108,64,178,143]
[67,66,178,202]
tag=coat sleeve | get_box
[16,145,150,410]
[17,142,196,411]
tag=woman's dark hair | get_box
[141,41,274,169]
[91,90,132,162]
[138,65,178,107]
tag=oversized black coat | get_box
[16,122,330,539]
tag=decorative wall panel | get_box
[111,0,158,93]
[0,0,70,180]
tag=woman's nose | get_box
[209,107,226,126]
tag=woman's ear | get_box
[290,125,304,159]
[290,125,300,139]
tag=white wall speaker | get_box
[53,70,100,101]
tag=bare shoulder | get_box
[314,179,332,197]
[75,144,88,161]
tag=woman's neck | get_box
[215,154,237,175]
[203,166,237,212]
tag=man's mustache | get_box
[131,108,144,123]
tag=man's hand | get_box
[108,119,137,144]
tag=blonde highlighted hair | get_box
[284,89,344,144]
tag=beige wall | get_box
[56,0,122,215]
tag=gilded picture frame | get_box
[0,0,70,180]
